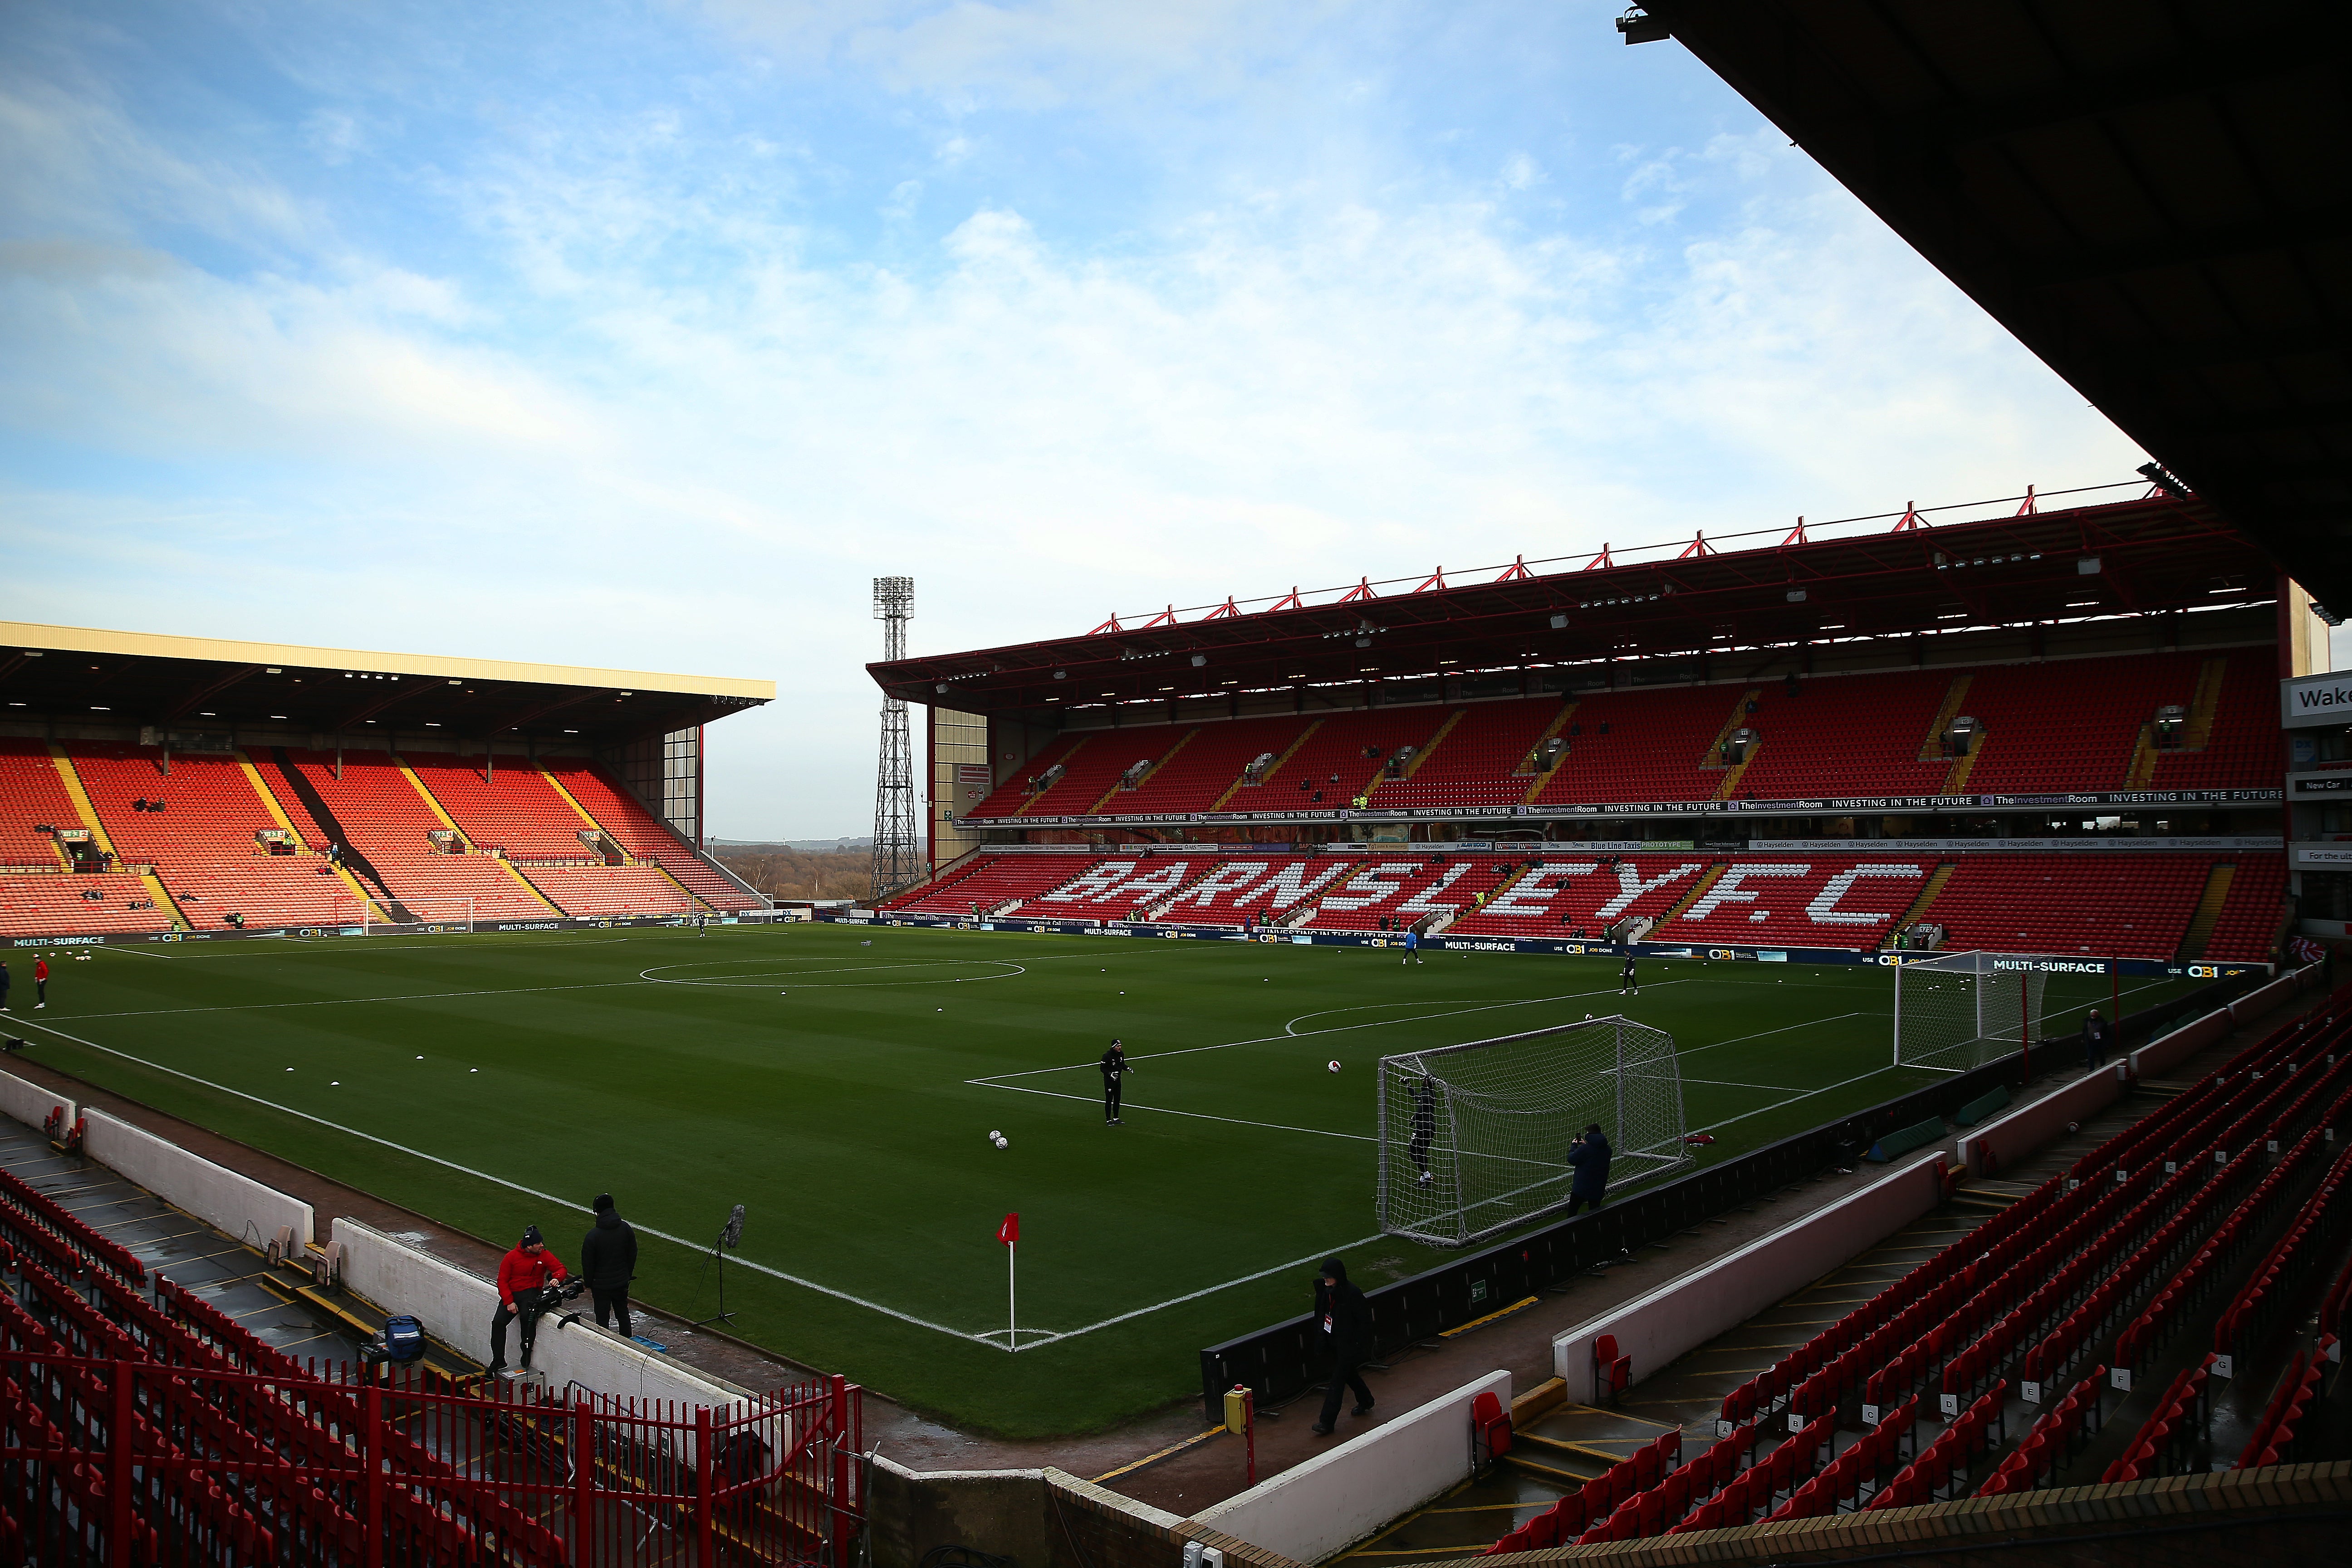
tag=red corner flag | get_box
[998,1213,1019,1248]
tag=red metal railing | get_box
[0,1348,863,1566]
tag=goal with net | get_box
[1376,1016,1691,1248]
[362,896,480,936]
[1891,950,2088,1073]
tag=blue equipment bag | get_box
[381,1314,426,1363]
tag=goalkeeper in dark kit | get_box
[1408,1076,1439,1186]
[1101,1038,1133,1125]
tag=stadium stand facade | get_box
[875,495,2314,972]
[0,625,772,938]
[880,845,2287,962]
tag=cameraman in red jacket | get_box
[488,1225,569,1378]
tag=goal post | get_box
[1891,950,2075,1073]
[367,897,478,936]
[1377,1016,1691,1248]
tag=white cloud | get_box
[0,7,2147,836]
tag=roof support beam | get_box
[164,663,262,722]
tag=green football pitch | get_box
[9,924,2190,1436]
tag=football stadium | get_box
[4,4,2352,1567]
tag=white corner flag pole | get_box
[1008,1239,1018,1352]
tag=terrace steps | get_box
[1654,863,1732,928]
[1015,735,1092,817]
[1213,720,1323,809]
[1088,727,1198,814]
[1516,701,1582,781]
[1882,863,1957,949]
[1918,675,1975,762]
[2176,863,2236,962]
[1396,710,1466,781]
[43,745,119,858]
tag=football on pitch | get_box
[1327,1060,1341,1073]
[994,1136,1009,1149]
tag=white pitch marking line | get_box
[10,1014,1407,1354]
[1677,1078,1805,1092]
[56,978,650,1023]
[1020,1232,1390,1351]
[1688,1064,1904,1137]
[1671,1013,1870,1060]
[4,1016,998,1348]
[973,983,1695,1086]
[639,958,1029,986]
[976,1083,1377,1142]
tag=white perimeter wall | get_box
[1552,1152,1946,1402]
[1955,1064,2124,1179]
[332,1219,756,1440]
[1189,1369,1510,1565]
[83,1109,313,1252]
[0,1068,70,1138]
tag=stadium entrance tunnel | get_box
[638,956,1029,988]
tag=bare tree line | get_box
[712,848,872,903]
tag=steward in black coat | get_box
[580,1193,639,1339]
[1312,1257,1375,1434]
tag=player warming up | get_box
[1620,953,1638,996]
[32,956,48,1009]
[1408,1076,1439,1186]
[1100,1038,1133,1125]
[1400,926,1421,965]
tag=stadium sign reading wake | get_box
[2282,671,2352,729]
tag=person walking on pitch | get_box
[32,956,47,1009]
[1400,926,1421,965]
[1100,1038,1133,1125]
[1620,954,1638,996]
[1566,1124,1612,1215]
[1310,1257,1375,1434]
[0,960,10,1013]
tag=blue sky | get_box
[1,2,2153,838]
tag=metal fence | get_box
[0,1349,862,1567]
[1197,971,2256,1419]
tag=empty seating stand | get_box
[270,750,558,921]
[70,744,359,930]
[1470,998,2352,1547]
[884,853,1104,915]
[537,758,756,910]
[959,649,2273,821]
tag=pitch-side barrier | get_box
[825,908,2271,980]
[1180,961,2271,1422]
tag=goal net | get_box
[1891,950,2057,1073]
[1377,1016,1690,1248]
[368,897,479,936]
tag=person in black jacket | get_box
[2082,1008,2114,1071]
[1311,1256,1375,1435]
[579,1192,639,1339]
[1407,1077,1439,1187]
[1101,1039,1133,1126]
[1566,1124,1612,1215]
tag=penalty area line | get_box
[970,1082,1376,1143]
